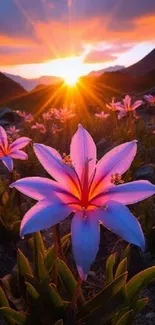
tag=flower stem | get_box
[53,223,64,259]
[71,277,84,309]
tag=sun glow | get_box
[64,74,79,86]
[43,56,87,84]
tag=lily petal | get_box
[20,199,72,237]
[34,143,80,195]
[97,201,145,250]
[70,124,96,183]
[10,137,31,151]
[2,156,13,172]
[92,140,137,193]
[9,150,28,160]
[11,176,78,202]
[131,100,143,110]
[71,210,100,280]
[92,180,155,205]
[0,126,8,149]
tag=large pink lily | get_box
[11,125,155,279]
[0,126,31,172]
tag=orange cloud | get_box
[1,13,155,66]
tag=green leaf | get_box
[45,233,71,272]
[25,282,40,301]
[47,284,63,309]
[0,286,9,307]
[126,266,155,302]
[0,307,27,325]
[134,297,149,313]
[2,192,9,205]
[116,310,133,325]
[33,232,46,258]
[79,290,127,325]
[45,246,56,272]
[56,258,84,303]
[35,251,48,283]
[122,244,131,260]
[115,258,127,278]
[105,253,117,285]
[17,249,33,277]
[79,272,128,320]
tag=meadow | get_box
[0,94,155,325]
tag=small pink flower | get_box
[144,94,155,105]
[42,112,52,120]
[16,111,33,123]
[106,98,122,111]
[116,95,143,112]
[95,111,109,120]
[0,126,31,172]
[24,114,34,123]
[53,107,76,123]
[16,110,26,118]
[32,122,46,134]
[51,124,62,135]
[7,125,20,139]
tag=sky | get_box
[0,0,155,79]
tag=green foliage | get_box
[105,253,117,285]
[0,230,154,325]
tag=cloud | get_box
[0,0,155,66]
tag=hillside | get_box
[2,48,155,114]
[0,72,27,103]
[125,49,155,76]
[4,73,63,91]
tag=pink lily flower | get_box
[32,123,46,134]
[116,95,143,113]
[53,107,76,123]
[0,126,31,172]
[10,125,155,280]
[7,125,20,139]
[95,111,109,120]
[42,112,52,120]
[16,111,34,123]
[144,94,155,105]
[51,124,62,135]
[106,98,122,111]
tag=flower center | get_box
[80,159,90,209]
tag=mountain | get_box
[0,72,27,103]
[89,65,124,77]
[5,66,124,91]
[4,73,63,91]
[125,49,155,76]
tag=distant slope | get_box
[125,49,155,76]
[0,72,27,104]
[89,65,124,77]
[4,73,63,91]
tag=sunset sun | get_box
[63,74,79,86]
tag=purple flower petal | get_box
[11,176,79,202]
[70,124,96,183]
[92,180,155,205]
[93,140,137,192]
[97,201,145,250]
[9,150,28,160]
[71,210,100,280]
[2,156,13,172]
[10,137,31,151]
[33,143,80,193]
[0,126,8,148]
[20,199,72,237]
